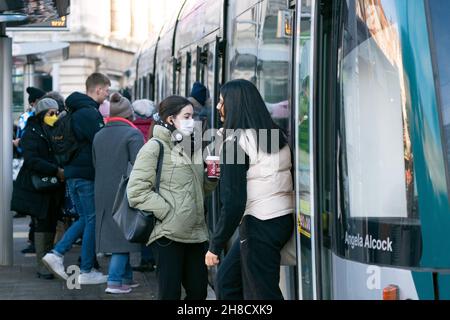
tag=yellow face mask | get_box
[44,115,58,127]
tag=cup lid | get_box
[206,156,220,161]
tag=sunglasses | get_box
[47,111,59,117]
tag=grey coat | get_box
[93,120,145,254]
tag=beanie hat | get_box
[43,91,65,112]
[132,99,156,118]
[190,82,207,106]
[27,87,46,105]
[110,93,133,119]
[35,98,58,115]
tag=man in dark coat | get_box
[43,73,110,285]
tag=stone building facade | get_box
[8,0,175,115]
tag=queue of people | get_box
[10,74,294,300]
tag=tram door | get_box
[194,37,225,286]
[294,0,320,300]
[296,0,355,300]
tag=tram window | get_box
[138,78,142,99]
[207,49,214,109]
[185,52,192,98]
[143,77,148,99]
[148,74,154,101]
[176,56,183,96]
[258,0,291,136]
[427,0,450,197]
[338,0,417,220]
[262,14,290,46]
[230,7,258,82]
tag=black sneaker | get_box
[37,272,55,280]
[21,243,36,254]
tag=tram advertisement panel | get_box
[334,0,450,270]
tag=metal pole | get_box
[52,63,60,92]
[0,23,14,266]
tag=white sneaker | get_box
[42,253,68,280]
[128,281,140,289]
[78,270,108,285]
[105,285,132,294]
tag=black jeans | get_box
[239,214,293,300]
[154,237,208,300]
[215,238,243,300]
[215,214,294,300]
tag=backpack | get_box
[51,111,82,166]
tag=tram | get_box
[125,0,450,300]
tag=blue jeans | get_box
[108,253,133,286]
[53,179,96,273]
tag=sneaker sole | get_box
[79,281,108,285]
[41,257,68,281]
[78,277,108,285]
[105,289,132,294]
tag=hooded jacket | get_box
[64,92,105,180]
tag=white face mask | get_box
[179,119,195,135]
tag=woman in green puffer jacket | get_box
[127,95,217,300]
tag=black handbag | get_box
[31,174,62,192]
[112,140,164,243]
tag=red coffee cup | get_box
[206,156,220,179]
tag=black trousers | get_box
[215,214,293,300]
[154,237,208,300]
[35,199,59,233]
[215,238,243,300]
[28,218,35,243]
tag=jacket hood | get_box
[65,92,99,112]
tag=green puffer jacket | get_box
[127,125,217,245]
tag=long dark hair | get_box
[220,79,288,153]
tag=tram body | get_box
[127,0,450,300]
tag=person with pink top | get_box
[132,99,156,142]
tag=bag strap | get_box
[153,139,164,193]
